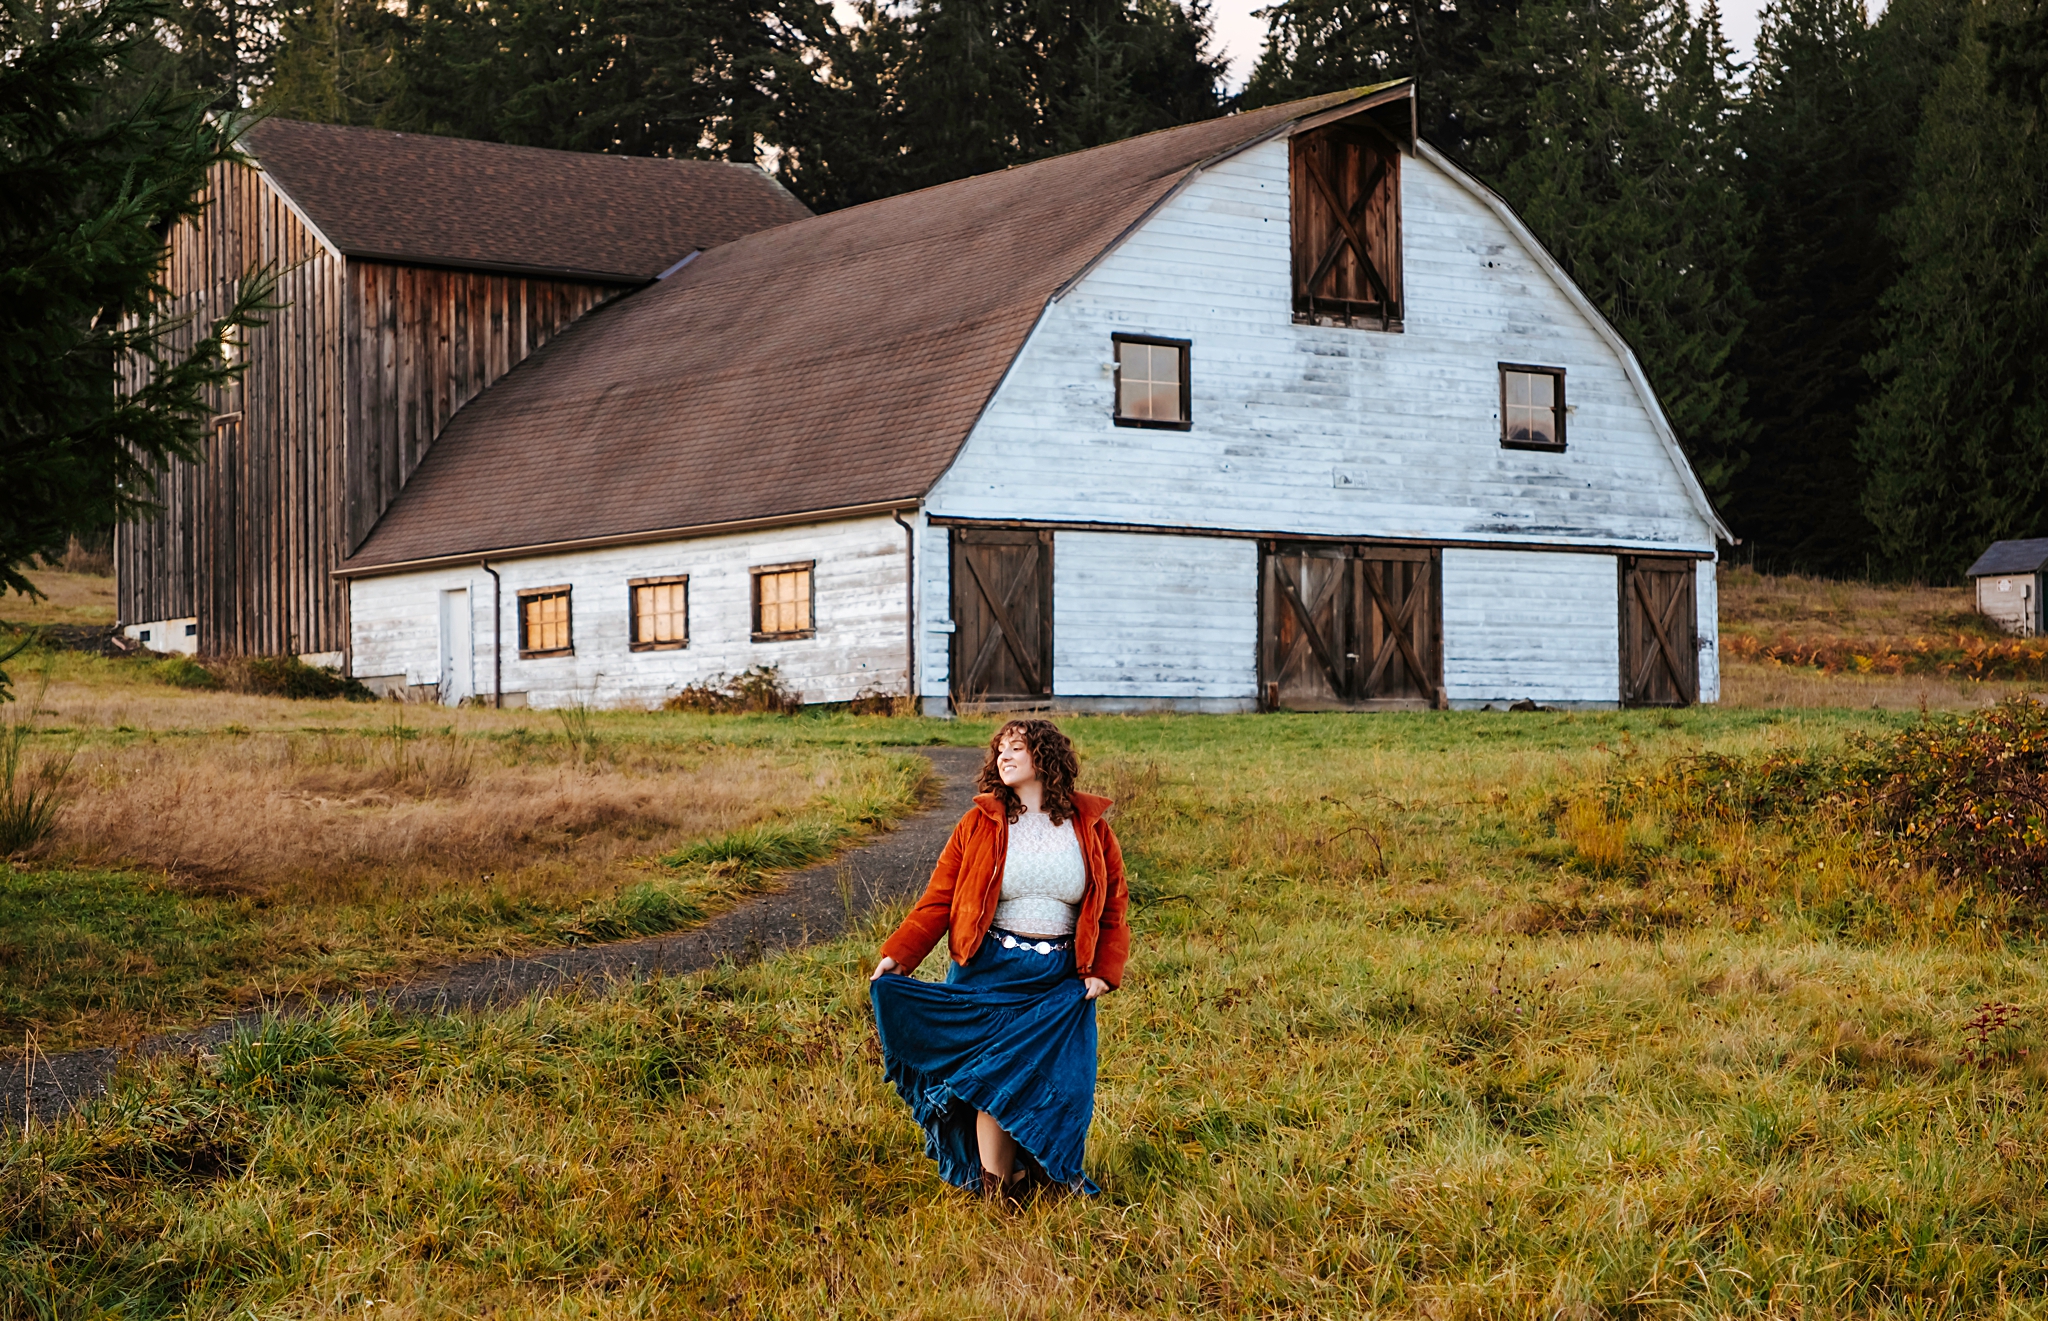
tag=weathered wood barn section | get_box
[340,82,1730,712]
[116,120,810,658]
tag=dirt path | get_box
[2,745,981,1124]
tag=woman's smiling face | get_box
[996,731,1037,789]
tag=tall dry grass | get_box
[0,666,936,1048]
[1718,564,1985,644]
[49,721,822,906]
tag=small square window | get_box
[630,576,688,651]
[752,562,814,640]
[1500,365,1566,450]
[519,586,573,656]
[1114,335,1191,429]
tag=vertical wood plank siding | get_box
[116,159,346,655]
[117,158,625,656]
[344,264,623,550]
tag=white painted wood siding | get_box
[1976,574,2036,636]
[1052,532,1256,702]
[927,140,1719,552]
[1696,559,1720,703]
[919,521,954,702]
[350,515,910,709]
[1442,550,1620,706]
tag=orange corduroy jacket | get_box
[879,791,1130,987]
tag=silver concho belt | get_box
[993,929,1072,955]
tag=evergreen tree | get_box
[1724,0,1961,576]
[262,0,832,160]
[782,0,1227,207]
[1,0,270,696]
[1241,0,1517,159]
[1859,0,2048,580]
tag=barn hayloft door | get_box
[951,528,1054,706]
[1261,543,1442,711]
[1620,555,1698,707]
[1291,120,1403,330]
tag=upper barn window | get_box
[1291,119,1403,330]
[1500,364,1567,450]
[1113,335,1191,428]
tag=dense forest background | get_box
[126,0,2048,582]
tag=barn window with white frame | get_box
[752,562,814,640]
[1500,364,1566,450]
[630,576,688,650]
[1113,335,1191,428]
[518,587,573,656]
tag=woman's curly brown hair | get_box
[976,719,1081,824]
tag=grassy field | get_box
[0,647,938,1054]
[3,570,2047,1316]
[6,701,2047,1317]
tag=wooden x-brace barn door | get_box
[1620,556,1699,707]
[1291,121,1403,329]
[1261,543,1442,711]
[951,528,1054,705]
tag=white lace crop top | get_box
[993,811,1087,936]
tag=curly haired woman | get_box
[869,718,1129,1202]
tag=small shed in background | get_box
[1965,539,2048,636]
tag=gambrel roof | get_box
[244,119,812,282]
[340,81,1727,576]
[342,87,1401,574]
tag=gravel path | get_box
[2,745,981,1124]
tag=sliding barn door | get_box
[1620,555,1698,707]
[1262,543,1442,711]
[951,528,1054,705]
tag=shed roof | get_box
[242,119,813,282]
[341,86,1404,574]
[1966,539,2048,577]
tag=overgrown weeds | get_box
[1593,697,2048,910]
[1724,629,2048,680]
[663,664,802,714]
[149,653,374,700]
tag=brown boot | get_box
[979,1170,1010,1203]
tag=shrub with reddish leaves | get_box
[1854,699,2048,903]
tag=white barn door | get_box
[439,588,472,706]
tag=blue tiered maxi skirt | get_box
[871,934,1100,1192]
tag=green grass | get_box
[8,705,2046,1316]
[0,867,262,1046]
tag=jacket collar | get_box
[973,790,1113,824]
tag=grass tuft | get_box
[663,818,844,875]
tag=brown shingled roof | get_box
[244,119,812,282]
[341,87,1406,573]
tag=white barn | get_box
[338,83,1729,713]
